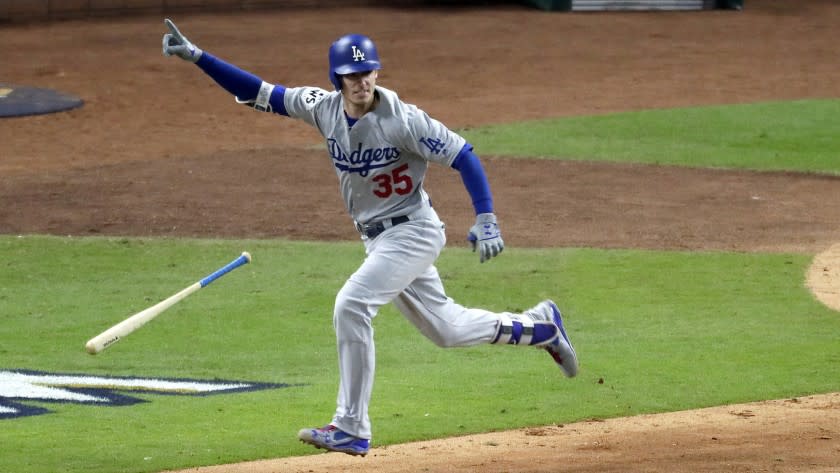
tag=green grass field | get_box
[2,100,839,473]
[462,99,840,174]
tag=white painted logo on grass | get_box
[0,369,293,419]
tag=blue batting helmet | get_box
[328,33,381,90]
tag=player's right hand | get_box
[162,19,203,63]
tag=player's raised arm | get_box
[161,19,287,115]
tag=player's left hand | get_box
[162,19,203,63]
[468,213,504,263]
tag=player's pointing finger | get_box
[164,18,183,39]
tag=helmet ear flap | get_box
[329,33,381,91]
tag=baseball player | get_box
[162,20,578,457]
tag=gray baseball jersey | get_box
[283,85,466,224]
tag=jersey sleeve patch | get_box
[402,105,465,166]
[283,86,337,131]
[418,136,447,155]
[300,87,328,111]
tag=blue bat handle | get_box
[199,252,251,287]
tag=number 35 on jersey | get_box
[372,163,413,198]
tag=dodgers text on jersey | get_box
[327,139,401,177]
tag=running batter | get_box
[162,20,579,457]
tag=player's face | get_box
[341,70,378,109]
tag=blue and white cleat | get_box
[526,300,579,377]
[297,425,370,456]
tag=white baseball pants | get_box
[330,207,513,439]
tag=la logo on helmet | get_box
[351,45,366,62]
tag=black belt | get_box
[355,215,411,239]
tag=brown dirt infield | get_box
[2,1,840,471]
